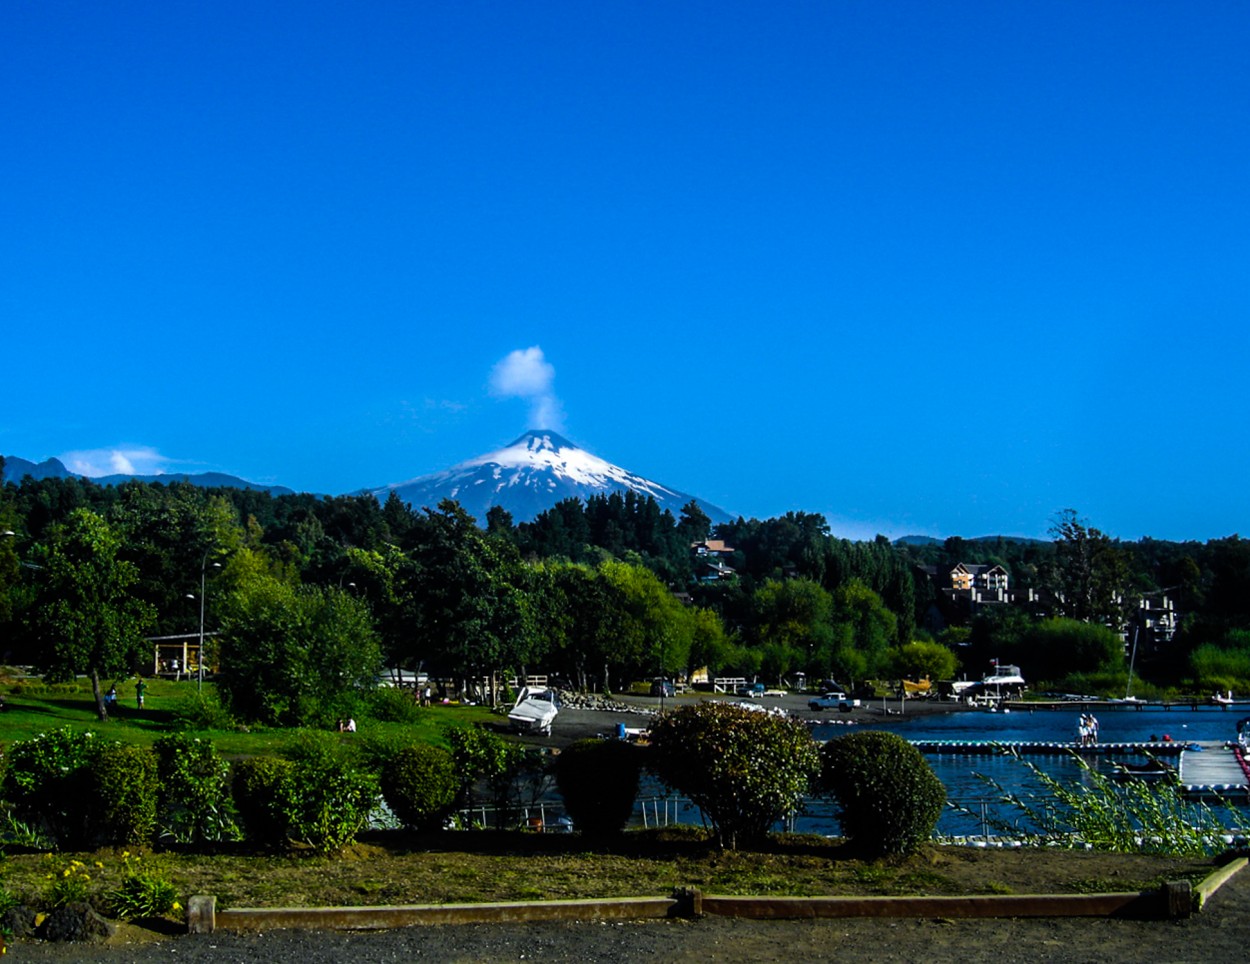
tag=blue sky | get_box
[3,1,1247,542]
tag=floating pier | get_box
[1178,744,1250,799]
[910,740,1190,757]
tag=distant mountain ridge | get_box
[1,455,294,496]
[4,433,730,525]
[895,534,1048,546]
[367,430,732,525]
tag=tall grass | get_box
[966,748,1243,856]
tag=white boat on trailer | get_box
[508,686,559,736]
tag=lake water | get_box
[803,704,1247,838]
[628,704,1248,839]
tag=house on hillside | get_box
[949,563,1010,595]
[691,539,737,583]
[918,562,1025,632]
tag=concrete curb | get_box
[1194,856,1248,911]
[187,870,1226,934]
[699,890,1171,920]
[195,896,682,933]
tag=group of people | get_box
[1077,711,1100,745]
[103,680,145,710]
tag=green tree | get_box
[405,501,539,697]
[598,559,692,687]
[28,508,156,721]
[751,578,833,681]
[888,640,959,682]
[828,579,896,683]
[1022,617,1124,685]
[216,550,381,726]
[1045,510,1131,626]
[676,500,712,544]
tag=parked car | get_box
[808,692,859,711]
[736,682,766,697]
[650,679,676,697]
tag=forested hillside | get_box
[2,457,1248,725]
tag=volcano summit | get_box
[368,431,730,525]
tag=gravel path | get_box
[511,690,948,750]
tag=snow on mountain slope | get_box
[369,431,730,524]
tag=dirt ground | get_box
[11,859,1250,963]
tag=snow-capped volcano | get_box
[369,431,730,525]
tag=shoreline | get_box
[507,690,969,750]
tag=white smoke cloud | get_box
[60,446,172,478]
[489,347,565,430]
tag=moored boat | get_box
[508,686,559,736]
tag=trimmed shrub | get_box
[154,734,238,844]
[365,686,425,724]
[233,733,378,853]
[819,730,946,857]
[282,732,379,853]
[170,691,236,730]
[2,727,97,848]
[555,739,642,837]
[379,743,458,830]
[232,756,297,847]
[84,742,159,847]
[647,701,820,850]
[447,726,548,828]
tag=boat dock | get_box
[1178,744,1250,798]
[910,740,1188,757]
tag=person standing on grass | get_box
[135,678,146,709]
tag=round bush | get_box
[819,730,946,857]
[555,739,642,837]
[2,727,97,847]
[155,734,237,844]
[648,701,820,850]
[366,686,425,724]
[85,742,159,847]
[379,743,458,831]
[232,756,297,846]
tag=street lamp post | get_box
[196,552,221,693]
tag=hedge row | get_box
[0,712,946,856]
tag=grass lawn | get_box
[0,831,1215,911]
[0,672,496,755]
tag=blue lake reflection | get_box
[803,704,1246,838]
[626,705,1247,838]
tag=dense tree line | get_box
[4,460,1250,718]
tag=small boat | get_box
[1109,759,1176,782]
[508,686,559,736]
